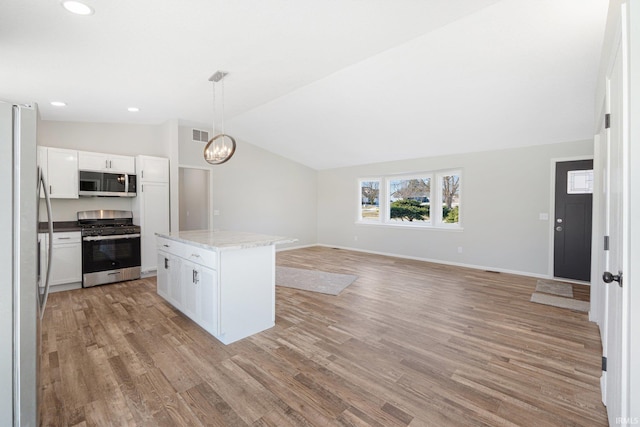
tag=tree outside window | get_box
[441,174,460,224]
[389,177,431,223]
[360,180,380,221]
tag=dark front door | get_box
[553,159,593,281]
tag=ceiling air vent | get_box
[192,128,209,143]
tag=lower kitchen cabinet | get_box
[158,247,219,336]
[182,259,218,335]
[39,231,82,291]
[157,250,181,304]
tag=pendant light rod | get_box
[209,71,228,82]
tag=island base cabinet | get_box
[182,261,219,336]
[157,251,170,299]
[157,250,181,305]
[217,245,274,345]
[155,235,276,345]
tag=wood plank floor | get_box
[40,246,608,426]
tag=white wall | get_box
[178,126,318,248]
[317,140,593,277]
[38,120,171,221]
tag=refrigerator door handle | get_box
[39,168,53,319]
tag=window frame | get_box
[356,169,462,230]
[357,178,382,223]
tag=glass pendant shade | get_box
[204,134,236,165]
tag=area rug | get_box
[276,266,358,295]
[535,279,574,298]
[530,292,590,312]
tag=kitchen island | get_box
[156,230,296,344]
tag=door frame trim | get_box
[547,155,594,284]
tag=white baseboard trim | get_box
[141,270,157,278]
[313,243,550,280]
[49,282,82,293]
[276,243,317,252]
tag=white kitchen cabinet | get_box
[38,231,82,291]
[133,156,170,274]
[50,232,82,286]
[78,151,135,174]
[157,252,169,298]
[182,259,199,320]
[196,265,218,334]
[38,146,78,199]
[137,155,169,183]
[180,259,218,334]
[157,250,180,303]
[155,231,294,345]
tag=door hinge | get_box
[604,235,610,251]
[605,113,611,129]
[602,356,607,372]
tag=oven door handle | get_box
[83,233,141,241]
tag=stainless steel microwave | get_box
[79,171,137,197]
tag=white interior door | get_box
[601,23,628,425]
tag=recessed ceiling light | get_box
[50,101,67,107]
[61,1,94,16]
[127,107,140,112]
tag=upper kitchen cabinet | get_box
[37,146,78,199]
[78,151,135,174]
[137,155,169,183]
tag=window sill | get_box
[355,220,463,231]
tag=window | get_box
[388,176,431,224]
[357,170,461,229]
[359,179,380,222]
[439,173,460,225]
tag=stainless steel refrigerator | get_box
[1,101,53,426]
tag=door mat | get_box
[530,292,589,312]
[276,266,358,295]
[535,279,574,298]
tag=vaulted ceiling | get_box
[1,0,608,169]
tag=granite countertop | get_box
[38,221,82,232]
[156,230,297,251]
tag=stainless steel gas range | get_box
[78,210,141,287]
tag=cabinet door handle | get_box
[49,185,52,194]
[194,270,199,284]
[106,159,109,169]
[164,257,168,269]
[163,244,169,247]
[191,253,200,258]
[57,237,71,240]
[141,170,144,179]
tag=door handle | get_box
[603,271,623,287]
[555,226,563,232]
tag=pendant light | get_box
[204,71,236,165]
